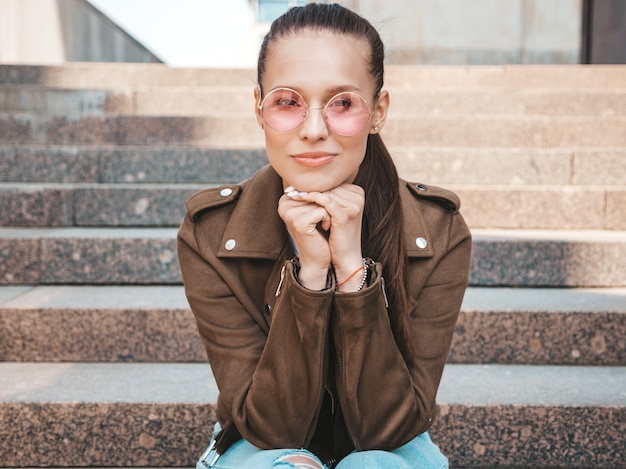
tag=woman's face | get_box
[256,30,389,193]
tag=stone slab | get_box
[41,231,180,284]
[454,185,610,229]
[0,237,40,284]
[1,228,625,286]
[452,312,626,365]
[0,363,216,403]
[101,147,267,184]
[0,145,101,183]
[383,64,626,89]
[0,87,133,114]
[0,286,31,303]
[573,150,626,185]
[1,286,625,364]
[0,184,73,226]
[394,147,573,185]
[452,309,626,365]
[0,285,200,362]
[0,286,204,362]
[10,87,620,119]
[470,229,626,287]
[0,63,258,88]
[0,363,624,467]
[132,88,626,116]
[453,287,626,365]
[2,64,625,89]
[0,285,188,309]
[3,145,622,187]
[3,182,623,229]
[388,89,626,117]
[73,185,200,226]
[383,116,626,148]
[0,145,268,184]
[434,365,626,468]
[0,309,204,362]
[607,189,626,230]
[433,405,624,468]
[0,402,213,467]
[2,113,624,148]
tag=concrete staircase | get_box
[1,62,625,468]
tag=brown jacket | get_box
[177,165,471,462]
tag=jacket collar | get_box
[218,165,289,260]
[217,166,434,260]
[401,180,435,258]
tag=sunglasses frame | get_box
[257,87,375,136]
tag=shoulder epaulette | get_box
[405,181,460,212]
[186,185,241,221]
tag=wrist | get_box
[336,259,368,292]
[297,263,331,291]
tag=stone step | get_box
[2,63,625,90]
[0,362,624,468]
[0,145,267,184]
[1,113,624,148]
[454,185,626,230]
[0,227,625,287]
[2,145,624,186]
[0,182,204,227]
[1,182,624,230]
[1,285,624,365]
[3,86,625,117]
[0,87,134,115]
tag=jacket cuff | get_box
[272,259,335,326]
[333,262,388,329]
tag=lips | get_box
[291,152,336,167]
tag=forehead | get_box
[261,30,373,96]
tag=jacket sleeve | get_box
[331,208,472,451]
[178,216,333,450]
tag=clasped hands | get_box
[278,183,365,292]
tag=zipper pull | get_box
[381,276,389,308]
[325,384,336,415]
[275,264,286,297]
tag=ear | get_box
[370,89,389,134]
[254,86,264,129]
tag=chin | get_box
[292,177,343,193]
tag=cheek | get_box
[263,132,289,171]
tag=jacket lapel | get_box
[217,165,289,260]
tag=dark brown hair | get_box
[258,3,414,365]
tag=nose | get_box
[298,106,329,140]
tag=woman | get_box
[177,3,471,468]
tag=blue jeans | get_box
[196,423,448,469]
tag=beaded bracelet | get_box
[354,260,369,292]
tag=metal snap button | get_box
[416,183,426,191]
[220,188,233,197]
[224,239,236,250]
[416,237,428,249]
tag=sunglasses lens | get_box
[261,89,306,132]
[260,89,372,135]
[325,92,371,136]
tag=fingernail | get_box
[287,190,300,197]
[284,186,295,193]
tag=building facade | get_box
[0,0,161,64]
[250,0,625,64]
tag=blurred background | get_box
[0,0,624,68]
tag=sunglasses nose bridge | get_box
[300,104,329,134]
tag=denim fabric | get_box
[196,423,448,469]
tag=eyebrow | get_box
[272,84,362,96]
[326,85,362,94]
